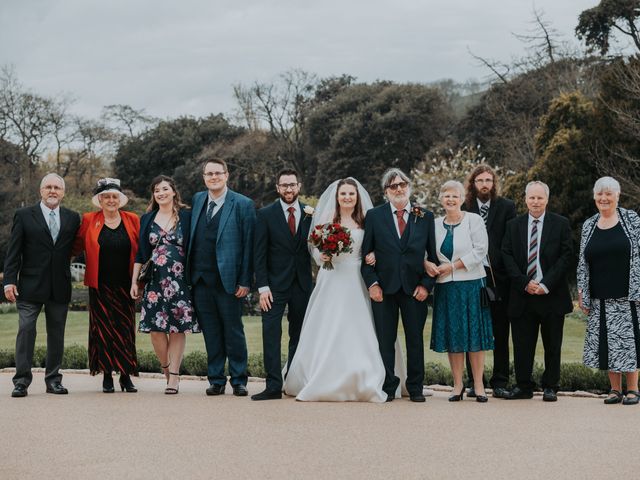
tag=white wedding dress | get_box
[284,228,401,402]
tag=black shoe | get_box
[386,393,394,402]
[119,374,138,393]
[232,384,248,397]
[604,389,623,405]
[623,390,640,405]
[492,387,510,399]
[476,395,489,403]
[542,388,557,402]
[409,393,426,403]
[206,384,226,396]
[165,372,180,395]
[504,386,533,400]
[448,386,465,402]
[103,374,115,393]
[46,383,68,395]
[466,387,477,398]
[11,384,28,398]
[251,389,282,401]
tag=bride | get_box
[284,178,404,402]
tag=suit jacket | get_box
[464,196,516,298]
[72,210,140,289]
[361,203,438,295]
[135,208,191,264]
[254,200,313,293]
[188,189,256,295]
[502,211,573,317]
[3,203,81,304]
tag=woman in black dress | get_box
[73,178,140,393]
[578,176,640,405]
[131,175,198,394]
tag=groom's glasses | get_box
[277,183,300,190]
[386,181,408,191]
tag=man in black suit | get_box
[361,168,438,402]
[502,181,573,402]
[3,173,81,397]
[463,165,516,399]
[251,169,313,401]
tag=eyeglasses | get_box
[474,178,493,184]
[41,185,64,191]
[386,181,408,191]
[277,183,300,190]
[203,171,227,178]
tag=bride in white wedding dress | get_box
[284,178,404,402]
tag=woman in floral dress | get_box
[131,175,199,394]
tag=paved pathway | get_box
[0,370,635,479]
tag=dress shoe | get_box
[119,374,138,393]
[623,390,640,405]
[448,386,465,402]
[409,393,426,402]
[103,374,115,393]
[46,383,68,395]
[251,389,282,401]
[542,388,557,402]
[504,386,533,400]
[206,384,226,396]
[386,393,394,402]
[232,384,248,397]
[466,387,477,398]
[476,394,489,403]
[11,384,28,398]
[604,389,623,405]
[492,387,510,399]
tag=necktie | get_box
[48,210,59,242]
[395,209,406,237]
[206,201,216,224]
[287,206,296,235]
[480,204,489,225]
[527,219,539,280]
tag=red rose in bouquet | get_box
[308,223,353,270]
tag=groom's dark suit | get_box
[254,200,313,392]
[361,203,437,397]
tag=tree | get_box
[101,104,158,140]
[576,0,640,55]
[0,139,27,268]
[305,81,453,200]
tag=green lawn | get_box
[0,309,588,366]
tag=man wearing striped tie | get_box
[501,181,573,402]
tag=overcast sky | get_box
[0,0,602,121]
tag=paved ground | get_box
[0,370,636,479]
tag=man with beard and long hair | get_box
[463,165,516,398]
[251,168,313,400]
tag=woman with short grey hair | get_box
[578,176,640,405]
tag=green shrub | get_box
[33,346,47,367]
[182,351,207,376]
[61,344,88,369]
[424,362,453,386]
[0,349,15,368]
[136,350,161,374]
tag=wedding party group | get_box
[4,157,640,406]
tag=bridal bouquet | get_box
[308,223,353,270]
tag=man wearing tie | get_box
[463,165,516,398]
[188,158,256,397]
[251,168,313,401]
[501,181,573,402]
[3,173,81,397]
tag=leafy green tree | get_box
[0,139,28,269]
[576,0,640,54]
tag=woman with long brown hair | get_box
[131,175,199,394]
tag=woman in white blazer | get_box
[427,180,494,403]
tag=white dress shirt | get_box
[40,202,60,233]
[280,199,301,231]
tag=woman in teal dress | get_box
[427,180,494,403]
[131,175,199,395]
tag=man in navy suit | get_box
[188,157,256,397]
[361,168,438,402]
[251,168,313,401]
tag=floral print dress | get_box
[139,221,200,334]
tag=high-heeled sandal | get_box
[119,374,138,393]
[160,363,170,384]
[448,385,465,402]
[165,372,180,395]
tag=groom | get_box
[251,168,313,400]
[361,168,437,402]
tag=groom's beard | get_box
[279,192,299,205]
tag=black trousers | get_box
[371,290,428,396]
[511,299,565,392]
[261,282,310,392]
[466,297,511,388]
